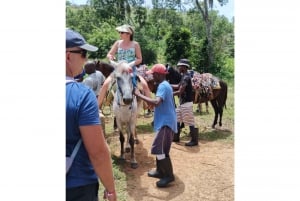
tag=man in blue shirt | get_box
[134,64,177,188]
[66,29,116,201]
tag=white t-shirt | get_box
[82,70,105,96]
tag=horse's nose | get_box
[123,98,133,105]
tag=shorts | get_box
[176,101,195,126]
[66,182,99,201]
[151,126,174,155]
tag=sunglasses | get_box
[119,32,128,34]
[66,49,87,58]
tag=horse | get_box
[110,60,139,169]
[94,60,115,78]
[166,66,228,129]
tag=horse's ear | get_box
[96,60,100,65]
[110,60,117,68]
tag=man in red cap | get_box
[134,64,177,188]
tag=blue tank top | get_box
[117,41,135,63]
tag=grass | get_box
[100,81,234,200]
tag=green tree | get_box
[195,0,229,72]
[165,27,191,65]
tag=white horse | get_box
[110,60,139,169]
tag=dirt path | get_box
[109,132,234,201]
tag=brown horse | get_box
[94,60,115,78]
[166,66,228,128]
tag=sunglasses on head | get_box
[66,49,87,58]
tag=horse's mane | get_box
[113,61,132,75]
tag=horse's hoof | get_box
[125,147,131,153]
[131,163,138,169]
[134,139,139,144]
[219,123,222,127]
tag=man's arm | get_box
[173,83,186,96]
[134,88,162,107]
[80,125,116,200]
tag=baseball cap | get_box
[177,58,190,68]
[116,24,134,35]
[146,64,168,75]
[66,29,98,51]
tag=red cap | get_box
[146,64,168,74]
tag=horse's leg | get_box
[216,97,224,127]
[119,131,125,160]
[129,123,138,169]
[205,101,209,114]
[219,104,223,127]
[198,102,203,114]
[210,99,219,128]
[134,127,139,144]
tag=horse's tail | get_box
[220,80,228,109]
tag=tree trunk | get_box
[206,18,214,71]
[196,0,215,71]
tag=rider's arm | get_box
[134,42,142,66]
[107,41,119,61]
[98,75,112,109]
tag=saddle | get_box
[136,65,153,82]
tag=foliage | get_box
[66,0,234,79]
[165,27,191,65]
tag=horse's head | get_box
[84,60,96,75]
[166,65,182,84]
[111,61,135,105]
[95,60,115,78]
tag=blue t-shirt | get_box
[66,82,101,188]
[153,80,177,133]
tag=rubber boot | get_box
[173,123,181,142]
[173,130,180,142]
[185,127,199,146]
[156,157,175,188]
[148,158,163,178]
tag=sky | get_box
[70,0,234,20]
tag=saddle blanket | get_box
[136,64,153,81]
[192,72,221,90]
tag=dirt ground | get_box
[108,124,234,201]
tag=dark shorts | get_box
[66,182,99,201]
[151,126,174,155]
